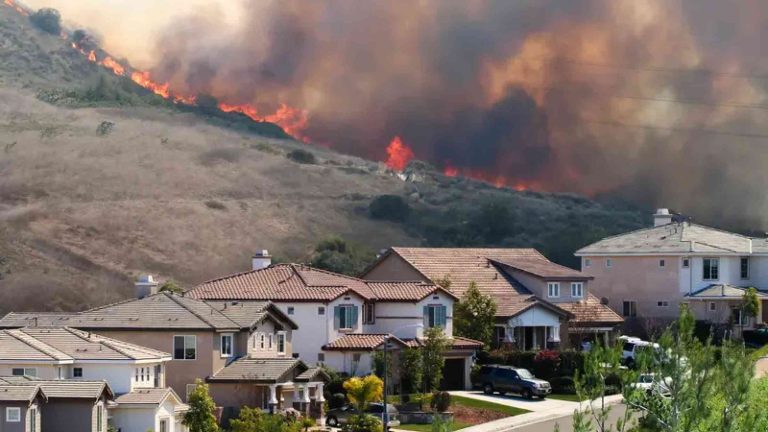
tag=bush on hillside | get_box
[309,236,376,276]
[369,195,410,222]
[30,8,62,35]
[287,149,317,164]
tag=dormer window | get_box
[570,282,583,298]
[334,305,358,330]
[424,305,447,328]
[221,334,233,357]
[547,282,560,298]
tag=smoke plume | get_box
[23,0,768,228]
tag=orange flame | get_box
[385,136,415,171]
[443,165,459,177]
[218,103,310,142]
[87,50,96,62]
[99,56,125,76]
[442,165,536,191]
[130,71,170,99]
[3,0,27,16]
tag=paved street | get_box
[511,403,632,431]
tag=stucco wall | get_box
[0,402,29,432]
[40,399,97,432]
[323,351,373,376]
[581,255,681,319]
[208,383,266,411]
[507,269,589,304]
[111,406,156,432]
[0,365,57,380]
[368,292,454,338]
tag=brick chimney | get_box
[653,208,674,227]
[135,275,159,299]
[252,250,272,270]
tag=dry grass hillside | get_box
[0,4,646,313]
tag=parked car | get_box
[622,339,660,367]
[631,373,672,397]
[326,403,400,428]
[743,328,768,348]
[475,365,551,399]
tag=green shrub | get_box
[431,414,453,432]
[204,200,227,211]
[369,195,410,222]
[430,391,451,412]
[329,393,346,409]
[550,376,576,394]
[341,414,382,432]
[30,8,62,35]
[287,149,317,164]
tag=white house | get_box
[0,327,188,432]
[186,254,482,390]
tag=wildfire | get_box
[3,0,27,16]
[218,103,310,143]
[99,56,125,76]
[442,165,535,192]
[385,136,415,171]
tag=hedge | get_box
[478,349,587,381]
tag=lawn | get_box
[546,393,583,402]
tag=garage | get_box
[440,358,466,390]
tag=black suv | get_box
[475,365,552,399]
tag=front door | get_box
[524,327,534,350]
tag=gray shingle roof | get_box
[0,377,112,400]
[0,384,44,402]
[0,328,170,362]
[576,222,753,256]
[208,358,305,383]
[295,367,330,382]
[0,293,294,331]
[685,284,768,299]
[114,388,183,406]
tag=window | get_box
[73,367,83,378]
[287,306,295,315]
[5,407,20,422]
[186,384,197,400]
[584,258,591,268]
[12,368,37,377]
[622,301,637,317]
[159,419,168,432]
[318,353,325,363]
[173,335,197,360]
[682,258,690,268]
[318,306,325,315]
[268,334,273,349]
[97,404,103,432]
[363,303,375,325]
[334,305,358,330]
[703,258,719,280]
[260,333,265,349]
[657,301,669,307]
[221,334,233,357]
[352,353,362,366]
[659,259,665,268]
[29,408,36,431]
[277,332,286,354]
[709,302,717,312]
[547,282,560,298]
[741,257,750,279]
[135,368,139,382]
[57,367,64,379]
[570,282,583,298]
[423,305,447,328]
[731,307,743,326]
[606,258,612,268]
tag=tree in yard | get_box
[454,282,497,347]
[372,349,393,382]
[422,327,450,393]
[742,287,760,334]
[343,375,383,411]
[399,348,423,395]
[159,280,183,294]
[183,379,219,432]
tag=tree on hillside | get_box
[422,327,450,393]
[183,380,219,432]
[159,280,183,294]
[309,236,376,276]
[454,282,497,347]
[30,8,62,35]
[369,195,411,222]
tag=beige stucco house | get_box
[361,247,622,349]
[576,208,768,333]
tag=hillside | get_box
[0,4,647,313]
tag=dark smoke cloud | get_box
[145,0,768,228]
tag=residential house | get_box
[0,381,45,432]
[185,255,482,390]
[361,247,623,349]
[0,377,113,432]
[0,290,324,421]
[576,208,768,333]
[0,327,187,432]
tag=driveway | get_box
[450,391,580,413]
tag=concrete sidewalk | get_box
[453,394,625,432]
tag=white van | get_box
[621,339,659,367]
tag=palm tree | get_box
[343,375,383,411]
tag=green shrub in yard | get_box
[430,391,451,413]
[549,376,576,394]
[341,415,382,432]
[533,349,561,381]
[287,149,317,164]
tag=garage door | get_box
[440,358,465,390]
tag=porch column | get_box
[269,384,278,412]
[532,327,538,350]
[315,383,325,402]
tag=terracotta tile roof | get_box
[0,384,44,402]
[0,294,296,331]
[207,358,306,383]
[322,334,408,351]
[576,222,754,256]
[115,388,185,407]
[555,294,623,326]
[0,377,113,399]
[0,328,170,363]
[402,336,483,350]
[186,264,449,302]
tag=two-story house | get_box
[0,327,186,432]
[0,290,325,422]
[185,258,482,390]
[576,208,768,332]
[361,247,623,349]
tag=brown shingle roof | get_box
[186,264,451,302]
[207,358,306,383]
[555,294,623,326]
[323,334,408,351]
[114,388,184,406]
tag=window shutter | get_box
[351,306,359,328]
[423,306,429,328]
[439,306,447,327]
[334,306,341,329]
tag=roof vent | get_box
[653,208,674,227]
